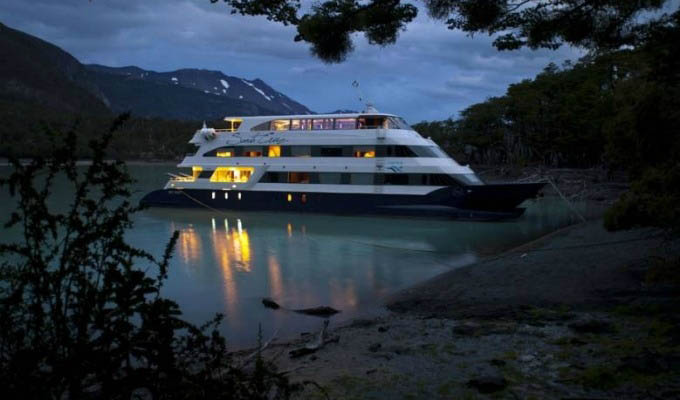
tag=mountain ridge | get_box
[0,21,314,120]
[0,22,110,115]
[85,64,313,118]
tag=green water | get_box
[0,164,588,346]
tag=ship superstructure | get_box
[141,111,544,219]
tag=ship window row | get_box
[203,145,448,158]
[251,116,411,131]
[257,172,460,186]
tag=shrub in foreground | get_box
[0,115,299,399]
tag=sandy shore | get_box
[250,218,679,399]
[387,220,666,319]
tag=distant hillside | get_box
[87,65,313,117]
[0,21,319,160]
[0,22,109,115]
[326,109,359,114]
[86,68,279,120]
[0,22,313,121]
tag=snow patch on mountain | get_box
[241,79,271,101]
[220,79,229,90]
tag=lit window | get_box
[211,192,216,199]
[290,119,312,130]
[268,145,281,157]
[287,193,292,202]
[238,192,242,200]
[244,151,262,157]
[334,118,357,130]
[224,192,228,199]
[271,120,290,131]
[224,118,242,132]
[301,194,307,203]
[216,151,232,157]
[192,166,203,180]
[312,118,333,130]
[210,167,254,183]
[354,150,376,158]
[357,116,387,129]
[289,172,310,184]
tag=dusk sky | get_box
[1,0,581,123]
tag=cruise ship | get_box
[140,110,545,220]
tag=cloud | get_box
[0,0,581,121]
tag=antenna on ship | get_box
[352,80,378,113]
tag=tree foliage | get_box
[213,0,417,62]
[212,0,673,62]
[0,115,299,399]
[0,99,226,160]
[412,11,680,233]
[601,11,680,232]
[414,57,617,167]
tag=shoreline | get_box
[0,160,180,167]
[248,217,679,399]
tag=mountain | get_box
[85,67,280,120]
[0,22,109,114]
[327,109,359,114]
[0,21,313,120]
[87,65,313,118]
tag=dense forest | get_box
[0,100,235,160]
[412,48,658,170]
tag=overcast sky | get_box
[1,0,581,122]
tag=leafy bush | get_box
[0,115,299,399]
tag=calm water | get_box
[1,164,587,347]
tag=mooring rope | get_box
[545,177,587,223]
[177,189,228,215]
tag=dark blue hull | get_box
[140,183,545,221]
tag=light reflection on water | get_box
[0,164,593,347]
[134,196,582,347]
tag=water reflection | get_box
[157,204,571,345]
[267,254,283,299]
[129,193,584,346]
[178,226,201,265]
[209,219,238,317]
[0,164,593,347]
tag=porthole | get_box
[238,192,242,200]
[287,193,292,202]
[224,192,229,200]
[211,192,215,200]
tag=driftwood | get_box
[262,298,280,309]
[239,328,279,367]
[262,298,341,317]
[289,320,339,359]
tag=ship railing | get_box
[166,172,195,182]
